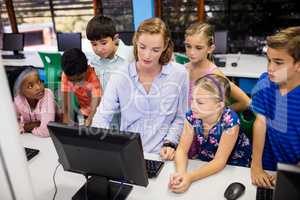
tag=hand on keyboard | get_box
[251,166,275,188]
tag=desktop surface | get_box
[1,50,43,67]
[2,53,25,59]
[21,134,257,200]
[215,54,268,78]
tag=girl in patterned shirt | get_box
[169,74,251,193]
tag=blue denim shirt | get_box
[92,61,188,153]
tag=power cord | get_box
[52,162,61,200]
[84,174,89,200]
[112,181,124,200]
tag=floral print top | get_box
[186,108,252,167]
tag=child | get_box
[61,48,102,126]
[169,74,251,193]
[14,67,55,137]
[184,22,250,112]
[250,26,300,188]
[86,15,134,90]
[92,18,188,160]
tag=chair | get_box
[239,109,255,141]
[174,53,189,64]
[38,52,62,104]
[227,98,255,141]
[56,32,81,52]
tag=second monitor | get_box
[1,33,25,59]
[48,122,149,200]
[57,32,81,52]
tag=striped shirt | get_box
[250,72,300,170]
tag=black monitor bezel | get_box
[2,33,25,51]
[56,32,82,52]
[47,122,149,188]
[273,163,300,200]
[214,30,228,54]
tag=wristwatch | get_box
[162,142,177,150]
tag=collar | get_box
[94,39,128,62]
[128,62,172,79]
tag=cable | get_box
[52,162,61,200]
[112,181,124,200]
[84,174,89,200]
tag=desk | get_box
[216,54,267,79]
[21,134,256,200]
[1,50,43,67]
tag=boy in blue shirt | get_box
[86,15,134,128]
[250,26,300,188]
[86,15,134,90]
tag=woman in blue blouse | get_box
[169,74,251,193]
[92,18,188,159]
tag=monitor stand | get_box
[72,176,133,200]
[1,50,25,59]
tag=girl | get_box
[14,67,56,137]
[184,22,250,112]
[169,74,251,193]
[92,18,188,160]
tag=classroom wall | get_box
[132,0,154,30]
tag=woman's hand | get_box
[160,146,175,160]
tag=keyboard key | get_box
[256,187,274,200]
[145,159,164,178]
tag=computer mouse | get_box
[231,62,238,67]
[224,182,245,200]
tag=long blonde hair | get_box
[185,21,215,61]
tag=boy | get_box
[86,15,134,90]
[250,27,300,188]
[61,48,102,126]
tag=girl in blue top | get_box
[169,74,251,193]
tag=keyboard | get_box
[2,54,25,59]
[24,147,39,161]
[256,187,274,200]
[145,159,164,178]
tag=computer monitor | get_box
[0,64,35,200]
[57,32,81,52]
[273,163,300,200]
[1,33,25,59]
[47,122,148,200]
[118,31,134,45]
[214,31,228,54]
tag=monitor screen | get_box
[2,33,24,51]
[57,32,81,52]
[214,31,228,54]
[118,31,134,45]
[47,122,148,199]
[273,163,300,200]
